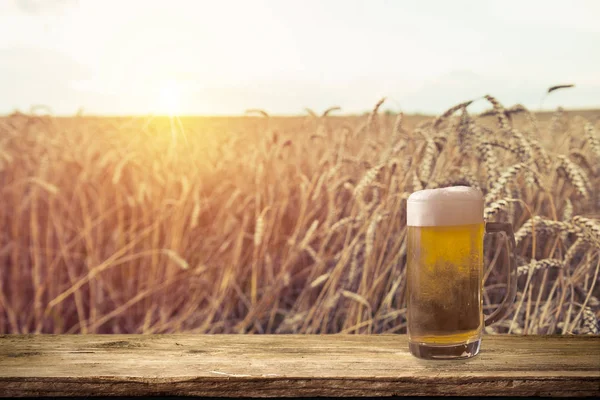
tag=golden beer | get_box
[407,223,484,345]
[406,186,517,359]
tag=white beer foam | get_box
[407,186,484,227]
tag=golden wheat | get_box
[0,99,598,336]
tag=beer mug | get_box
[406,186,517,359]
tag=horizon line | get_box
[2,106,600,119]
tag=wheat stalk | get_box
[484,198,512,220]
[479,103,527,118]
[517,259,563,276]
[299,220,319,249]
[572,216,600,242]
[584,122,600,160]
[393,112,404,135]
[580,306,599,334]
[515,216,578,246]
[419,138,437,184]
[254,215,265,246]
[564,237,588,265]
[485,163,526,204]
[354,163,384,203]
[366,98,386,133]
[322,106,341,118]
[484,95,510,131]
[433,100,472,129]
[547,84,575,93]
[557,155,590,199]
[161,249,189,270]
[528,138,551,171]
[347,241,363,290]
[412,170,423,191]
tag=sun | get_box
[158,80,182,115]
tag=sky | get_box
[1,0,599,115]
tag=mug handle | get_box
[484,222,518,326]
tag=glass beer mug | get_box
[406,186,517,359]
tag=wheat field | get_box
[0,96,598,335]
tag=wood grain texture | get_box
[0,334,598,397]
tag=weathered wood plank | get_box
[0,335,598,397]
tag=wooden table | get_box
[0,334,599,398]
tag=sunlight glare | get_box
[158,80,182,115]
